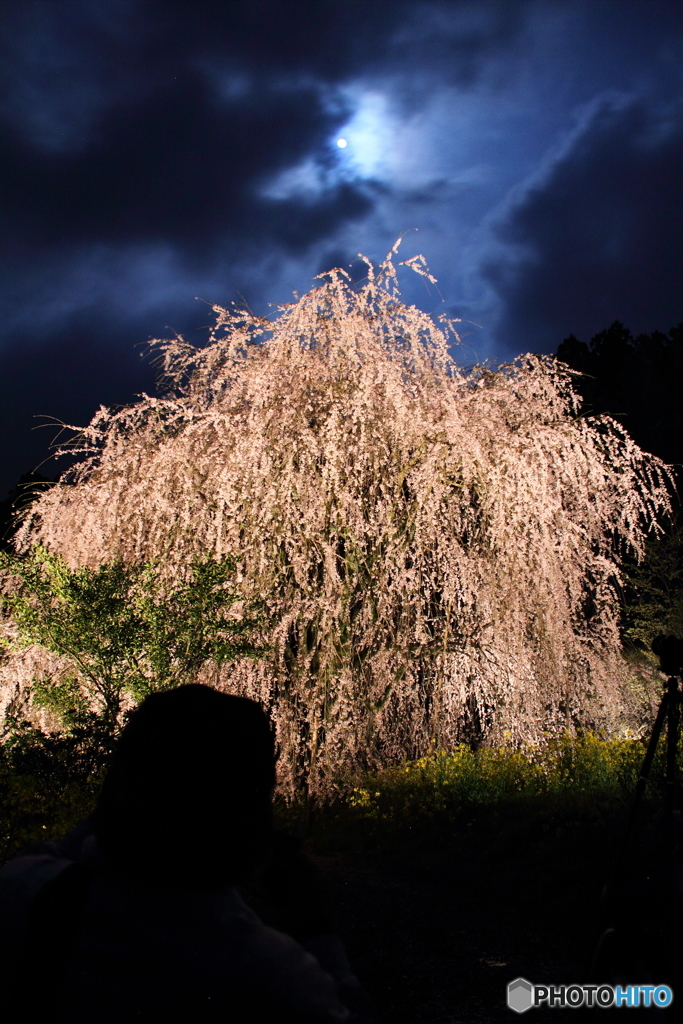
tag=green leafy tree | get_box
[0,545,266,731]
[0,545,268,858]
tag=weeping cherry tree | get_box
[7,242,674,800]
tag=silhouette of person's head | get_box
[93,684,276,890]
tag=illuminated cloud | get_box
[0,0,681,494]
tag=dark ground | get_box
[299,799,682,1023]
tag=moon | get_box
[336,138,347,148]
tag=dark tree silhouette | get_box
[557,320,683,647]
[557,320,683,483]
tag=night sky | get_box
[2,0,682,498]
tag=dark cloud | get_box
[0,0,148,153]
[1,0,682,496]
[0,0,527,115]
[2,58,368,254]
[315,248,373,283]
[481,95,683,354]
[1,0,525,258]
[0,317,160,492]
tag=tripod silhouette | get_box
[586,635,683,993]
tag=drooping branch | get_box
[7,241,674,800]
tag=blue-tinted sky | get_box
[2,0,682,495]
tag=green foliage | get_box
[0,722,677,864]
[0,757,104,864]
[32,674,91,730]
[621,519,683,650]
[0,545,267,727]
[0,689,114,861]
[0,545,269,861]
[338,731,668,837]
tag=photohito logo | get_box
[507,978,673,1012]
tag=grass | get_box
[0,713,112,863]
[2,726,681,1021]
[272,730,672,852]
[349,731,645,813]
[1,727,677,864]
[292,733,682,1023]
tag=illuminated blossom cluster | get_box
[8,243,673,798]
